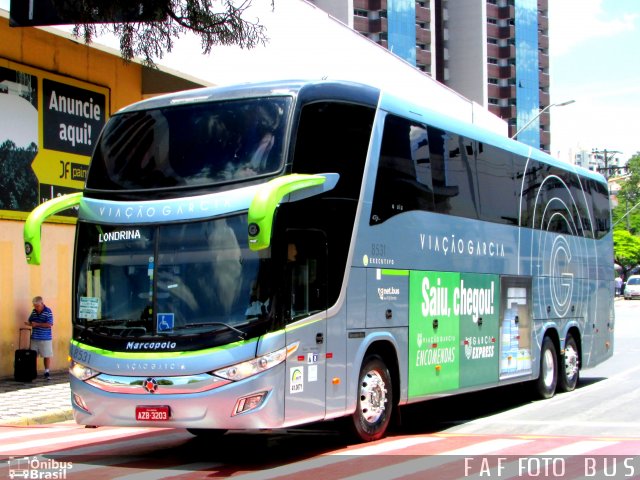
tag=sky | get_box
[1,0,639,163]
[548,0,640,163]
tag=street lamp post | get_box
[510,100,576,140]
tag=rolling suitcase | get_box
[14,328,37,382]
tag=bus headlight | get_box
[213,342,299,381]
[70,360,100,381]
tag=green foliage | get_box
[63,0,272,67]
[612,152,640,234]
[613,229,640,279]
[0,140,39,212]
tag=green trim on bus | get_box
[70,337,253,359]
[380,269,410,276]
[24,192,83,265]
[248,174,326,251]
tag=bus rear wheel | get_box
[534,336,558,399]
[557,334,579,392]
[349,355,393,442]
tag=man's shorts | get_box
[31,339,53,358]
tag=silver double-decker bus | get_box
[25,80,614,441]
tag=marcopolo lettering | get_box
[126,341,177,350]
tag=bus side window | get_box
[423,125,482,219]
[284,231,327,323]
[292,101,373,201]
[476,143,518,225]
[370,115,435,224]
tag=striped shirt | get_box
[29,305,54,341]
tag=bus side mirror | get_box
[247,174,327,251]
[24,192,83,265]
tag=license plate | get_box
[136,405,170,421]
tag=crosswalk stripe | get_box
[538,440,620,456]
[325,439,535,480]
[0,425,75,441]
[228,438,444,480]
[0,427,169,454]
[336,456,461,480]
[49,431,191,457]
[331,436,443,455]
[437,438,533,455]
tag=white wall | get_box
[309,0,353,27]
[154,0,507,135]
[444,0,488,108]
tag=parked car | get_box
[624,275,640,300]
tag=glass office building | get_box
[514,0,541,149]
[387,0,417,66]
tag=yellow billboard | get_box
[0,61,109,222]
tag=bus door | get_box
[284,229,328,423]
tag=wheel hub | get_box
[564,345,579,379]
[359,370,388,424]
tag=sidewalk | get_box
[0,371,73,426]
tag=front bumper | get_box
[70,364,286,429]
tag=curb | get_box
[0,409,74,426]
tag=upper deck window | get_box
[86,97,291,191]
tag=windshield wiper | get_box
[181,322,247,340]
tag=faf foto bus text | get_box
[464,456,640,478]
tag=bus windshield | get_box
[74,214,276,350]
[86,97,291,191]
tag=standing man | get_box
[25,296,54,380]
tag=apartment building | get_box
[313,0,551,152]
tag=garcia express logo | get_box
[463,336,496,360]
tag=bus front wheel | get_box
[349,355,393,442]
[534,336,558,399]
[557,334,579,392]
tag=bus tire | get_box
[186,428,227,437]
[534,336,558,399]
[349,355,393,442]
[557,334,579,392]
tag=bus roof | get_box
[116,79,381,114]
[378,89,608,186]
[114,79,607,187]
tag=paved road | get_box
[1,423,639,479]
